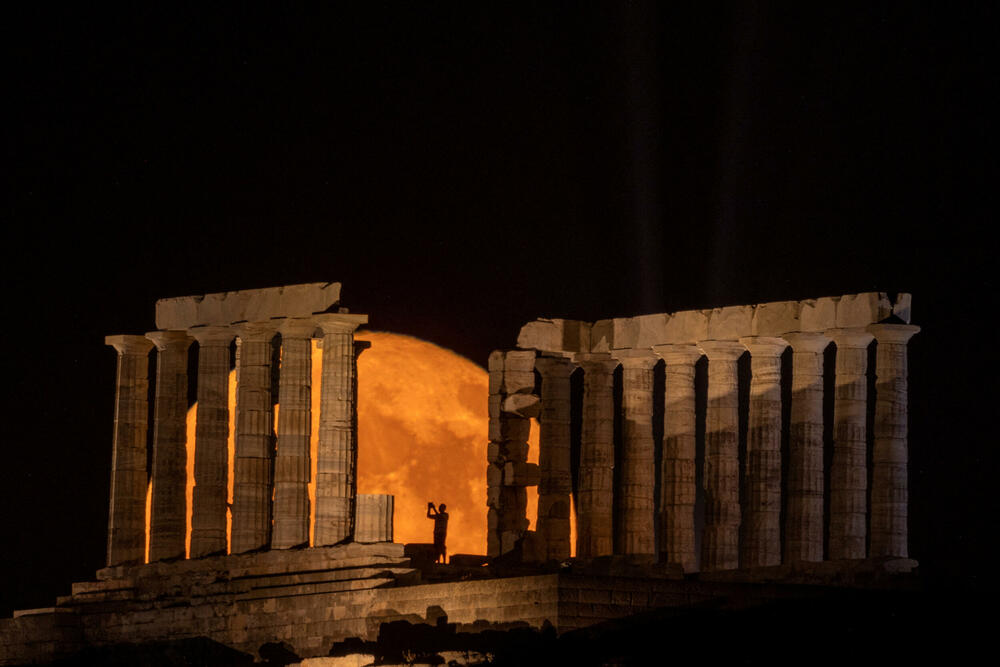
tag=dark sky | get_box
[2,3,995,615]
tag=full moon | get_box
[165,331,539,561]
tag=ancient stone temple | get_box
[487,291,919,575]
[1,286,920,666]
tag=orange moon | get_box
[157,331,539,562]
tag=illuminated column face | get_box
[612,350,658,558]
[867,324,919,558]
[189,326,236,558]
[534,355,575,562]
[826,329,874,560]
[653,344,701,572]
[739,337,788,568]
[697,340,744,572]
[781,332,830,563]
[271,318,316,550]
[575,354,618,559]
[312,313,368,547]
[231,323,278,554]
[145,330,193,563]
[104,335,154,567]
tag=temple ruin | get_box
[1,284,920,665]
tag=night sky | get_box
[2,3,994,616]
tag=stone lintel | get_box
[517,318,591,355]
[155,282,342,330]
[516,292,910,353]
[105,335,154,355]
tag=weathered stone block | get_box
[354,494,393,543]
[155,282,341,329]
[751,300,801,335]
[503,461,540,487]
[706,305,753,340]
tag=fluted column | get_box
[104,335,154,566]
[697,341,744,571]
[575,354,618,559]
[739,337,788,567]
[867,324,920,558]
[231,323,278,554]
[189,326,235,558]
[534,355,575,561]
[612,350,658,557]
[826,329,874,560]
[145,330,193,562]
[313,313,368,546]
[272,318,316,549]
[652,344,701,572]
[781,332,830,562]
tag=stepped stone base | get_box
[0,551,918,666]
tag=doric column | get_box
[781,332,830,563]
[697,341,744,571]
[612,349,658,557]
[652,344,701,572]
[272,318,316,549]
[826,328,874,560]
[104,335,154,566]
[231,322,278,554]
[867,324,920,558]
[145,330,192,562]
[575,354,618,559]
[534,355,575,561]
[739,337,788,567]
[189,326,235,558]
[313,313,368,546]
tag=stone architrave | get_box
[534,355,575,562]
[313,313,368,547]
[612,349,658,557]
[231,323,278,554]
[145,330,193,562]
[189,326,236,558]
[697,341,745,572]
[272,318,317,549]
[739,336,788,568]
[575,354,618,559]
[104,335,154,567]
[867,324,920,558]
[652,344,701,572]
[781,332,831,562]
[826,328,874,560]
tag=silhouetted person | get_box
[427,502,449,563]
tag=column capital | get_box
[572,352,618,373]
[145,330,193,352]
[233,320,280,342]
[313,312,368,335]
[611,348,659,370]
[534,354,576,377]
[652,343,702,366]
[825,327,874,348]
[867,323,920,344]
[738,336,789,357]
[781,331,832,353]
[277,317,319,339]
[188,325,236,346]
[105,334,154,355]
[697,339,745,361]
